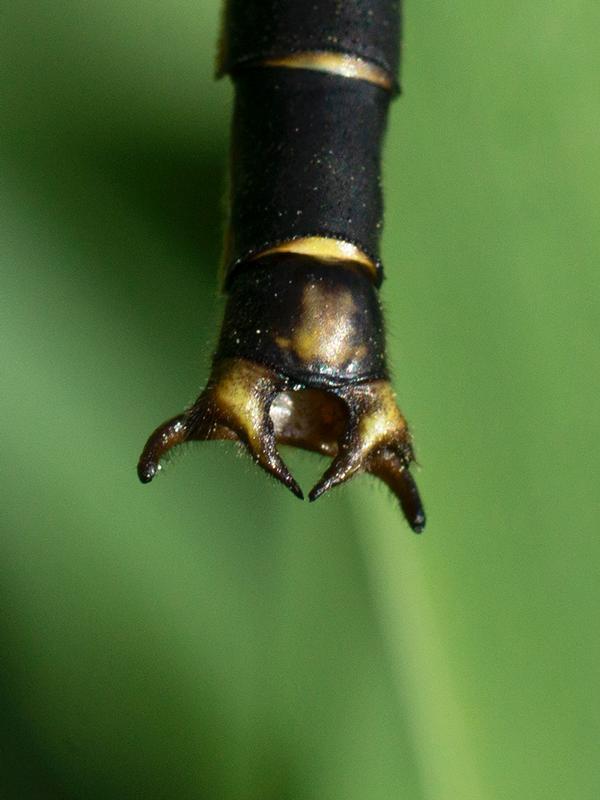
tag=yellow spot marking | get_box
[358,383,407,452]
[255,237,378,282]
[290,284,359,367]
[213,360,273,450]
[262,52,392,91]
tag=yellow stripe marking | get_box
[261,52,392,90]
[253,237,378,281]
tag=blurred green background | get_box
[2,2,599,798]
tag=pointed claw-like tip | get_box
[250,443,304,500]
[285,475,305,501]
[308,454,360,503]
[410,510,426,534]
[307,482,327,503]
[398,468,426,534]
[137,459,157,484]
[137,413,190,485]
[370,451,426,533]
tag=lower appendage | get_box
[138,256,425,533]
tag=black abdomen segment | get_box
[218,255,387,387]
[220,0,401,86]
[226,69,390,286]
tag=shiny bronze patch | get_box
[276,284,359,368]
